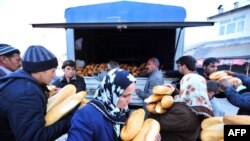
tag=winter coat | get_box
[224,73,250,115]
[0,69,70,141]
[67,103,118,141]
[150,102,201,141]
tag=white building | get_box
[185,1,250,74]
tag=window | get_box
[237,21,244,32]
[226,23,235,34]
[219,26,225,35]
[219,15,246,36]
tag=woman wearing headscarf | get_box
[150,56,214,141]
[67,68,136,141]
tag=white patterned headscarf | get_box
[90,68,136,137]
[174,73,214,118]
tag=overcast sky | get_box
[0,0,239,56]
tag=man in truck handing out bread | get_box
[0,45,73,141]
[135,57,164,118]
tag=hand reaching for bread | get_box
[224,70,235,76]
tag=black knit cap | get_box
[22,45,58,73]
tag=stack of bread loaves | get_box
[120,109,160,141]
[145,84,175,114]
[209,70,242,90]
[200,115,250,141]
[45,84,87,126]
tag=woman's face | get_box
[117,83,136,109]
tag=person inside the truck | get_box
[51,59,86,93]
[0,43,21,78]
[135,57,164,118]
[0,45,73,140]
[92,60,119,82]
[150,55,214,141]
[67,68,137,141]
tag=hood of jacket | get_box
[0,69,39,91]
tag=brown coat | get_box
[150,102,201,141]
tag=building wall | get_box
[208,6,250,41]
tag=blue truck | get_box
[32,1,213,107]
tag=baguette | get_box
[47,84,76,112]
[45,91,85,126]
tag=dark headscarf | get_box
[90,68,136,137]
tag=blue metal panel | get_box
[65,1,186,23]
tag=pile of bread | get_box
[45,84,89,126]
[120,109,160,141]
[145,84,175,114]
[76,63,147,77]
[209,70,242,88]
[201,115,250,141]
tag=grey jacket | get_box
[137,70,164,117]
[137,69,164,99]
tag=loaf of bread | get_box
[132,118,160,141]
[223,115,250,125]
[120,109,145,141]
[155,102,167,114]
[201,123,224,141]
[45,91,86,126]
[47,84,76,112]
[228,77,242,86]
[146,103,157,114]
[201,117,223,129]
[209,71,228,80]
[144,94,163,103]
[160,95,174,109]
[152,85,173,95]
[47,85,58,97]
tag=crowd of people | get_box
[0,43,250,141]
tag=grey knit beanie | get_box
[22,45,58,73]
[207,80,220,94]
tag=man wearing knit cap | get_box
[0,43,21,77]
[0,45,73,141]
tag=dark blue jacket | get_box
[67,103,118,141]
[51,75,86,93]
[224,73,250,115]
[0,70,70,141]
